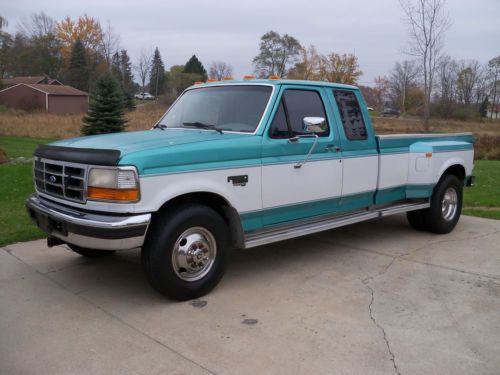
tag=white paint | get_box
[341,155,378,195]
[36,149,474,220]
[262,159,342,208]
[378,154,409,189]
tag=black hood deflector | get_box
[34,145,121,166]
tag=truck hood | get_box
[51,129,262,175]
[53,129,246,155]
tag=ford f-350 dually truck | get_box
[26,79,475,300]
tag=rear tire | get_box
[68,245,115,258]
[423,174,463,234]
[142,204,229,301]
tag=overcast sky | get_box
[3,0,499,86]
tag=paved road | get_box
[1,215,499,375]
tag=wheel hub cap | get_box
[441,187,458,221]
[172,227,216,282]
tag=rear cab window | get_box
[332,90,367,141]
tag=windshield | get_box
[158,85,273,133]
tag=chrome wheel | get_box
[171,227,217,282]
[441,187,458,221]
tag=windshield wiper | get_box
[183,122,223,134]
[153,124,167,130]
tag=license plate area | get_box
[29,209,67,236]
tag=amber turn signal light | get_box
[88,187,139,202]
[194,81,204,85]
[206,79,217,82]
[243,75,255,80]
[222,76,234,80]
[268,75,280,80]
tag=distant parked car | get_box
[382,108,400,118]
[142,93,155,100]
[134,92,145,100]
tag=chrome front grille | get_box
[34,158,87,203]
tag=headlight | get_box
[87,167,139,202]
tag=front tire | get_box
[142,204,229,301]
[406,210,427,231]
[68,245,115,258]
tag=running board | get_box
[243,201,430,249]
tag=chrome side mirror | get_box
[303,117,327,134]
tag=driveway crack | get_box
[362,257,401,375]
[365,284,401,375]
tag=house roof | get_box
[0,83,88,96]
[1,76,47,85]
[28,84,88,96]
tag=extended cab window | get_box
[333,90,367,140]
[270,89,329,138]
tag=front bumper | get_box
[26,194,151,250]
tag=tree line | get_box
[1,2,499,133]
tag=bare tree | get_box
[100,20,120,68]
[388,60,420,112]
[208,61,233,80]
[134,48,152,91]
[400,0,450,130]
[287,45,321,80]
[374,76,391,111]
[487,56,500,119]
[455,60,481,105]
[0,16,7,30]
[17,12,55,38]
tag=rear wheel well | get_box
[153,192,244,248]
[442,164,466,185]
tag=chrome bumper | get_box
[26,194,151,250]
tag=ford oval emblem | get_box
[49,175,57,183]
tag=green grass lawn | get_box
[0,135,56,159]
[0,136,54,246]
[0,136,498,247]
[463,160,500,219]
[0,163,44,246]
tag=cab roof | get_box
[189,79,358,91]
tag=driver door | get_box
[261,85,343,226]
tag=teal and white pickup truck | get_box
[26,79,475,300]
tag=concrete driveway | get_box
[1,214,499,375]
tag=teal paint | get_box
[375,185,407,204]
[241,185,435,233]
[241,191,376,232]
[406,183,435,198]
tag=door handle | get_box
[324,145,341,152]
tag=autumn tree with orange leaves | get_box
[56,15,104,61]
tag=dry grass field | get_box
[373,117,500,160]
[0,105,498,159]
[0,103,164,139]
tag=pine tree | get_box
[67,39,89,91]
[110,51,122,82]
[479,95,489,120]
[81,73,127,136]
[149,47,165,97]
[110,50,135,111]
[120,50,135,110]
[184,55,207,81]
